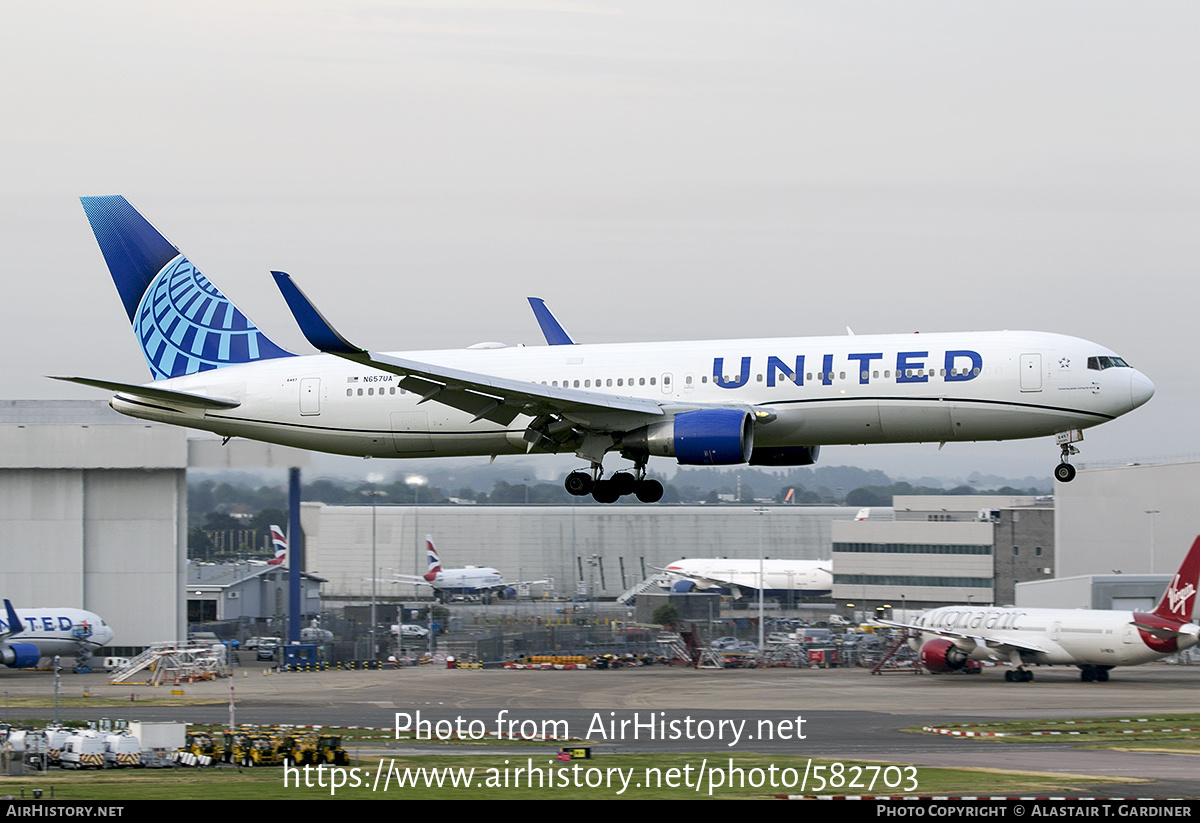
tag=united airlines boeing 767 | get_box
[58,196,1154,503]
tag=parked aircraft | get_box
[658,559,832,600]
[376,536,545,602]
[0,600,114,671]
[62,196,1154,503]
[880,536,1200,682]
[268,524,287,566]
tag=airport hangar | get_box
[3,399,1198,655]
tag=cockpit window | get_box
[1087,356,1131,371]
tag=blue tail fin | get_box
[80,196,291,380]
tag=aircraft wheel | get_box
[1096,668,1110,682]
[592,480,621,504]
[1080,666,1095,682]
[1054,463,1076,483]
[635,479,664,503]
[611,472,637,496]
[565,471,593,496]
[1022,670,1034,682]
[1004,670,1015,682]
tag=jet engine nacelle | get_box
[671,580,696,593]
[918,639,970,673]
[497,587,517,601]
[623,409,754,466]
[0,643,42,668]
[749,445,820,466]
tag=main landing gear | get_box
[564,461,664,504]
[1078,665,1110,683]
[1004,667,1034,683]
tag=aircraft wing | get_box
[874,619,1053,656]
[478,578,550,592]
[654,566,746,590]
[48,376,241,411]
[271,272,664,431]
[653,567,747,598]
[367,575,432,588]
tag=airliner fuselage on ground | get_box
[63,196,1154,503]
[882,536,1200,683]
[660,559,832,600]
[0,600,114,670]
[378,536,541,602]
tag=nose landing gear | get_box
[1054,430,1082,483]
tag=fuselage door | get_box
[1019,354,1042,392]
[299,378,321,415]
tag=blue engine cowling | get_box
[749,445,820,466]
[497,587,517,601]
[671,580,696,593]
[623,409,754,466]
[0,643,41,668]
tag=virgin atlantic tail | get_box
[1149,535,1200,623]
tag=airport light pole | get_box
[1145,510,1160,574]
[364,474,385,660]
[406,474,427,595]
[755,507,769,650]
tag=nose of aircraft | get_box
[1130,371,1155,411]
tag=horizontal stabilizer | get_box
[49,376,241,410]
[1131,618,1199,639]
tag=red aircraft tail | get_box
[1150,535,1200,622]
[423,536,442,582]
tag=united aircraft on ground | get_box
[0,600,114,671]
[60,196,1154,503]
[880,536,1200,683]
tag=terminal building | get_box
[300,502,886,603]
[831,496,1055,614]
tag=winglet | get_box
[271,272,366,356]
[527,297,576,346]
[3,600,23,638]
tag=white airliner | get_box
[658,559,832,600]
[0,600,114,671]
[375,536,544,602]
[60,196,1155,503]
[880,536,1200,683]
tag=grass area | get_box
[915,713,1200,745]
[2,696,227,709]
[0,753,1128,800]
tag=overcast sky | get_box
[2,1,1197,482]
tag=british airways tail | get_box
[268,525,288,566]
[423,536,442,581]
[79,196,291,380]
